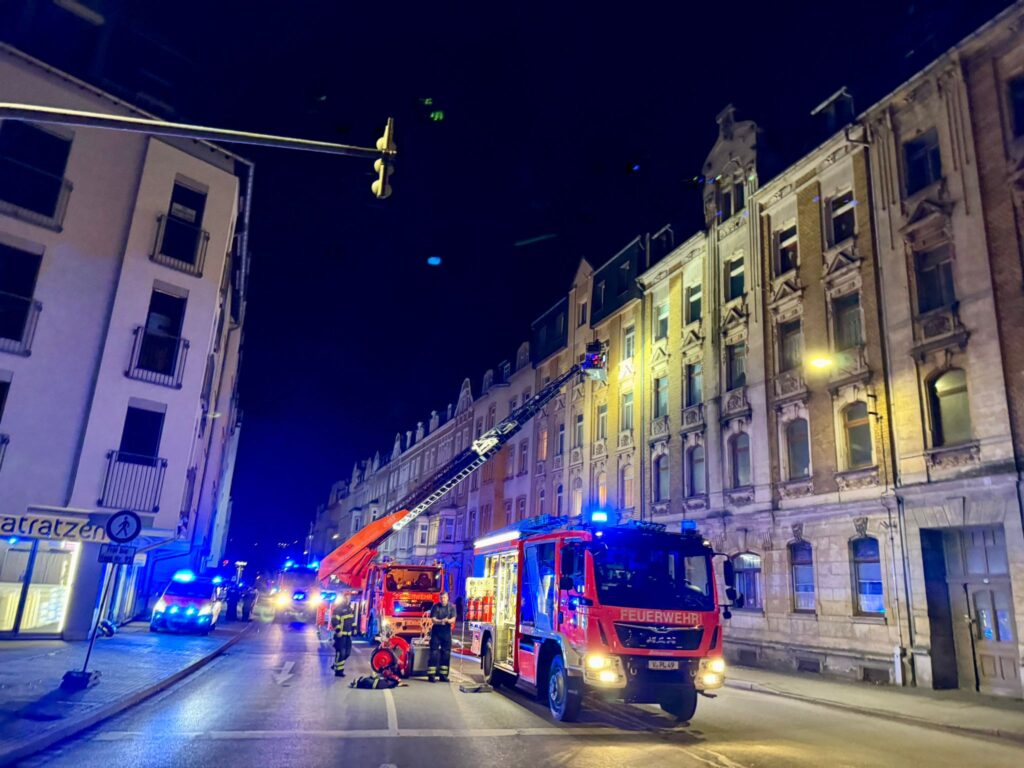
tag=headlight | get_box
[598,670,618,683]
[154,599,168,613]
[198,603,213,616]
[586,654,612,670]
[708,658,726,674]
[702,672,722,687]
[309,593,323,606]
[381,617,390,628]
[275,594,291,607]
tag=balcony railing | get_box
[177,466,197,536]
[0,290,42,356]
[126,326,189,388]
[151,214,209,277]
[0,434,8,472]
[98,450,167,513]
[0,155,73,230]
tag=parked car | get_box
[150,573,223,634]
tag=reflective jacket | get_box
[332,606,356,635]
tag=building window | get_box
[727,342,747,390]
[0,242,42,352]
[595,281,606,311]
[688,445,706,497]
[790,541,815,612]
[930,368,971,447]
[618,262,632,294]
[786,418,811,480]
[517,496,527,521]
[833,293,862,351]
[686,284,702,325]
[0,378,9,422]
[537,488,546,516]
[595,472,608,507]
[621,392,634,431]
[118,405,165,463]
[571,477,583,517]
[726,255,745,301]
[718,179,744,219]
[829,190,856,245]
[844,401,873,469]
[851,537,884,615]
[915,246,956,313]
[685,363,703,407]
[623,325,635,359]
[1011,76,1024,138]
[519,440,529,475]
[538,427,549,460]
[654,300,669,340]
[504,501,513,525]
[157,181,208,272]
[654,375,668,418]
[509,397,517,415]
[418,523,429,546]
[555,485,564,516]
[776,225,798,275]
[557,423,565,455]
[730,433,751,487]
[573,413,584,448]
[653,455,669,501]
[903,127,942,196]
[620,464,635,508]
[732,552,762,611]
[778,320,802,372]
[0,121,72,224]
[596,403,608,440]
[578,300,588,327]
[487,404,496,429]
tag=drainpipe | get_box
[638,245,649,522]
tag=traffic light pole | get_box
[0,103,396,163]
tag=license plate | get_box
[648,660,679,670]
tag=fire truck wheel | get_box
[659,686,698,721]
[547,655,582,722]
[481,639,505,688]
[366,614,378,641]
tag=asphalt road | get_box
[17,624,1024,768]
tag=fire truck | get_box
[355,561,444,639]
[467,510,744,722]
[317,343,609,636]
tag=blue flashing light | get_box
[169,606,179,614]
[186,606,197,616]
[172,570,196,583]
[590,510,609,524]
[211,576,223,585]
[7,537,17,545]
[681,519,698,532]
[631,164,641,172]
[293,591,306,601]
[310,560,320,569]
[284,559,295,569]
[321,591,337,603]
[427,256,442,266]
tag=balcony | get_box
[0,155,72,231]
[721,387,751,420]
[151,214,209,277]
[126,326,190,388]
[650,415,670,440]
[774,369,807,401]
[828,345,871,391]
[177,466,197,537]
[0,434,8,472]
[0,291,42,356]
[592,438,607,458]
[98,450,168,513]
[617,430,633,450]
[570,447,583,465]
[553,454,564,470]
[681,404,704,432]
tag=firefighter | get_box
[331,593,356,677]
[426,591,457,682]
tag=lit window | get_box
[790,541,815,612]
[851,537,884,615]
[786,418,811,480]
[571,477,583,517]
[776,225,798,275]
[538,429,548,460]
[620,464,635,508]
[731,552,762,610]
[595,472,608,507]
[555,486,564,516]
[930,369,971,447]
[844,402,873,469]
[903,128,942,195]
[730,433,751,487]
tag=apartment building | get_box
[0,45,247,639]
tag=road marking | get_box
[273,660,296,685]
[690,749,752,768]
[93,726,643,741]
[384,688,399,734]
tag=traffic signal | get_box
[371,117,396,199]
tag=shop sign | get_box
[1,513,110,543]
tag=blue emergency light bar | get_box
[212,576,223,585]
[681,519,698,532]
[590,510,609,523]
[172,570,196,583]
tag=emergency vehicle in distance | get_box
[272,563,323,622]
[355,561,444,639]
[467,510,743,722]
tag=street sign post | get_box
[105,510,141,544]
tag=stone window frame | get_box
[730,551,764,613]
[919,354,976,451]
[849,534,885,617]
[683,353,703,409]
[723,417,752,489]
[777,401,812,483]
[773,216,799,278]
[724,249,746,304]
[592,464,608,508]
[824,187,857,249]
[833,395,874,472]
[618,458,635,509]
[685,437,707,499]
[652,440,671,503]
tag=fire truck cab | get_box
[468,511,739,722]
[357,562,444,639]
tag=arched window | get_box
[555,485,564,516]
[571,477,583,517]
[730,433,751,487]
[731,552,762,610]
[654,455,669,501]
[596,471,608,507]
[844,402,872,469]
[786,418,810,480]
[537,488,545,516]
[620,464,635,508]
[929,368,971,447]
[851,537,883,615]
[688,446,706,497]
[789,541,815,612]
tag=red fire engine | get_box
[468,510,743,722]
[355,561,444,639]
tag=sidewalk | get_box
[726,665,1024,745]
[0,620,249,765]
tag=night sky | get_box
[108,0,1013,567]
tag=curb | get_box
[0,625,251,766]
[725,677,1024,747]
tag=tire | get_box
[547,654,582,722]
[481,639,502,688]
[367,614,378,641]
[659,686,698,722]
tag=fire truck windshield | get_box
[386,568,441,592]
[590,531,714,611]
